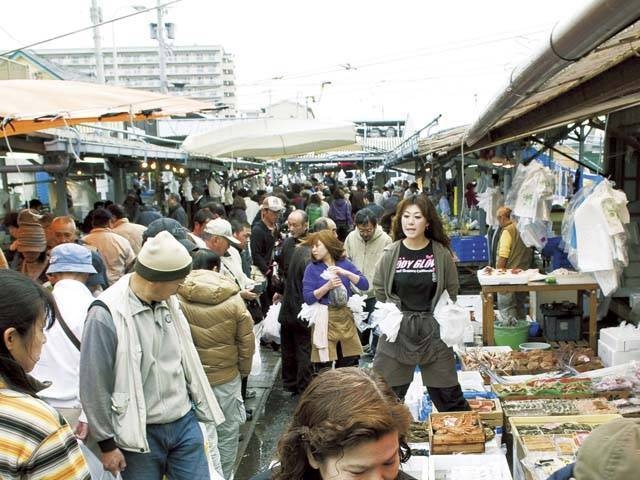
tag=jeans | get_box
[121,410,210,480]
[210,374,246,479]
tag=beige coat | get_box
[111,218,146,254]
[178,270,256,385]
[83,228,135,284]
[344,225,392,298]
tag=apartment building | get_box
[35,45,237,115]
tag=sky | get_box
[1,0,586,133]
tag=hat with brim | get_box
[261,196,285,212]
[47,243,97,274]
[203,218,240,245]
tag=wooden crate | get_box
[429,412,486,454]
[509,414,622,480]
[433,398,504,428]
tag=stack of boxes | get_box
[598,323,640,367]
[450,236,489,263]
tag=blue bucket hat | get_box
[46,243,97,274]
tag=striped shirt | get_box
[0,379,90,479]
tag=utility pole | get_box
[156,0,168,93]
[90,0,105,83]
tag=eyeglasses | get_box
[357,226,374,234]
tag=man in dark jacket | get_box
[167,193,188,227]
[275,210,308,394]
[251,196,285,316]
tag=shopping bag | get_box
[433,290,471,347]
[251,323,263,376]
[347,294,370,332]
[369,301,404,342]
[79,441,122,480]
[261,303,282,344]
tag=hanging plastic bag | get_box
[261,303,281,344]
[251,323,263,376]
[321,269,348,306]
[369,302,404,342]
[79,441,123,480]
[433,290,471,347]
[347,294,370,332]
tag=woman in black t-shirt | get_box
[371,195,469,412]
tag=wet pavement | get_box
[234,346,298,479]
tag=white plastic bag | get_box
[79,442,123,480]
[369,301,404,342]
[251,323,263,376]
[261,303,281,344]
[321,269,349,306]
[347,294,370,332]
[433,290,471,347]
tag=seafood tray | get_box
[433,398,504,427]
[509,415,622,480]
[492,378,593,400]
[460,348,602,377]
[429,412,485,454]
[502,397,617,419]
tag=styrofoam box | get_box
[600,326,640,352]
[429,454,512,480]
[403,443,429,480]
[598,340,640,367]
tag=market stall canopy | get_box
[0,79,211,137]
[181,117,356,159]
[418,125,468,157]
[465,0,640,151]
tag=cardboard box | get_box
[598,339,640,367]
[509,414,622,480]
[429,453,512,480]
[600,326,640,352]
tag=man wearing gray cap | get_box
[80,231,224,479]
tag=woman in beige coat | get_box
[178,249,255,480]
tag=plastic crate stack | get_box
[451,235,489,263]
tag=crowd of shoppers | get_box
[0,175,468,480]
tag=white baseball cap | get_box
[261,196,285,212]
[203,218,240,245]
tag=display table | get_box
[480,281,599,351]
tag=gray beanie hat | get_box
[134,230,192,281]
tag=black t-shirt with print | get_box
[392,241,437,312]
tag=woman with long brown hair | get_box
[372,195,469,412]
[252,367,416,480]
[302,230,368,372]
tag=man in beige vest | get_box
[496,207,533,325]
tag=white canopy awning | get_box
[182,117,356,159]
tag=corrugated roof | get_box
[417,125,468,157]
[468,20,640,150]
[494,22,640,130]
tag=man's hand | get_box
[102,448,126,476]
[73,421,89,441]
[272,293,283,304]
[240,289,259,301]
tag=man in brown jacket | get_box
[177,265,255,479]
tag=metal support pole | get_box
[157,0,168,94]
[111,21,119,84]
[90,0,105,83]
[53,171,69,216]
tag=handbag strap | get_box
[57,312,81,351]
